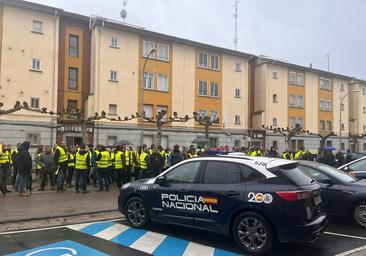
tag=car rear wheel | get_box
[353,202,366,228]
[232,212,275,256]
[125,197,150,228]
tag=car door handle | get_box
[226,191,240,196]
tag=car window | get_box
[165,161,201,183]
[350,159,366,172]
[239,164,266,182]
[298,166,332,183]
[203,161,242,184]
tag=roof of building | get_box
[2,0,365,82]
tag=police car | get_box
[118,155,327,255]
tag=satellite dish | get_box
[120,9,127,20]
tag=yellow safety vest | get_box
[75,152,88,170]
[148,149,153,155]
[0,151,10,164]
[249,151,257,156]
[140,152,148,170]
[133,151,140,167]
[35,153,43,169]
[10,149,18,165]
[125,150,131,166]
[95,150,100,166]
[97,151,110,169]
[114,151,124,169]
[108,152,114,167]
[57,146,68,163]
[68,153,75,167]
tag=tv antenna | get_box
[233,0,239,50]
[120,0,128,22]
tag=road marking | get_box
[130,231,167,254]
[0,218,125,235]
[334,245,366,256]
[94,223,129,240]
[325,232,366,240]
[183,242,215,256]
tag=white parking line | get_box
[334,245,366,256]
[325,231,366,240]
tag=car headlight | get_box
[122,183,130,189]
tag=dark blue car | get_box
[118,156,328,255]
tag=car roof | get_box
[338,156,366,169]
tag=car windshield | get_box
[316,164,357,183]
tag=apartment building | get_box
[252,57,355,152]
[0,0,59,145]
[349,80,366,152]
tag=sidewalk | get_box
[0,182,120,224]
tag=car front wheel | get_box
[353,202,366,228]
[125,196,150,228]
[232,212,275,256]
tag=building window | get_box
[290,117,296,128]
[234,140,241,147]
[31,59,41,71]
[340,83,345,92]
[32,20,43,33]
[273,118,278,126]
[289,94,296,107]
[273,94,278,103]
[109,70,118,82]
[110,36,118,48]
[235,63,241,72]
[235,115,241,124]
[198,51,208,68]
[198,80,208,96]
[210,111,219,123]
[320,120,325,131]
[364,143,366,151]
[109,104,117,115]
[341,103,345,111]
[341,143,345,150]
[198,109,208,119]
[210,55,219,70]
[235,88,241,98]
[272,71,278,79]
[363,87,366,95]
[69,35,79,57]
[143,72,154,89]
[68,67,78,90]
[157,43,169,61]
[297,117,304,127]
[107,136,117,146]
[326,121,332,131]
[27,133,40,145]
[157,106,168,121]
[320,99,332,111]
[143,40,155,57]
[363,107,366,114]
[157,74,168,92]
[273,141,278,148]
[289,71,297,84]
[30,97,40,109]
[320,78,333,90]
[341,123,345,131]
[297,73,304,86]
[143,104,153,118]
[297,95,304,108]
[210,82,219,97]
[67,100,78,110]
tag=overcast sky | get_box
[29,0,366,79]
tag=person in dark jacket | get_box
[267,147,279,158]
[16,141,32,196]
[168,145,183,166]
[11,143,21,188]
[336,151,344,167]
[150,147,164,177]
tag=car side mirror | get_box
[155,176,166,186]
[322,179,333,186]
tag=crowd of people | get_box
[0,141,355,196]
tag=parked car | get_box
[338,156,366,180]
[297,161,366,228]
[119,156,327,255]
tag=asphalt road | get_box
[1,217,365,256]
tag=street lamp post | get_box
[339,89,359,151]
[140,48,156,146]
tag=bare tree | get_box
[348,133,366,152]
[193,112,219,139]
[306,131,336,149]
[262,124,307,150]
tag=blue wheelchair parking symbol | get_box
[8,240,108,256]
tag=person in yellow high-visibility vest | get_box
[108,148,115,185]
[66,147,76,187]
[139,147,151,180]
[124,146,132,183]
[0,143,11,194]
[75,144,91,193]
[11,143,20,188]
[53,141,68,192]
[132,146,141,180]
[96,145,110,191]
[114,145,126,190]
